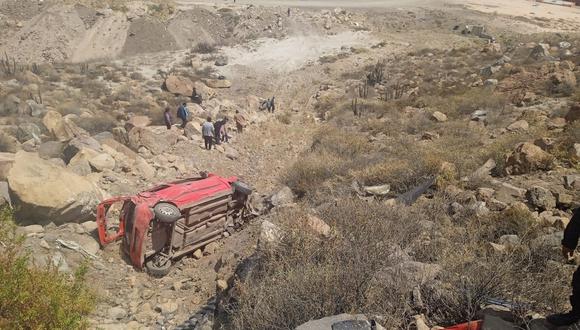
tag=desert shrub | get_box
[222,200,424,329]
[276,112,291,125]
[284,151,343,197]
[0,206,95,329]
[545,77,575,97]
[193,42,217,54]
[129,71,145,81]
[73,115,116,134]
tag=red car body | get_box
[97,174,251,272]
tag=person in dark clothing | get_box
[214,118,225,144]
[288,8,291,17]
[547,208,580,326]
[220,117,229,143]
[191,87,203,105]
[177,102,189,128]
[163,107,172,129]
[267,96,276,113]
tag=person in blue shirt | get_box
[176,102,189,128]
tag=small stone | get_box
[216,279,228,291]
[81,221,98,233]
[39,239,50,249]
[108,306,127,320]
[506,120,529,132]
[193,249,203,259]
[155,301,178,315]
[431,111,448,122]
[16,224,44,236]
[203,242,219,255]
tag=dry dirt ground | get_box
[1,0,579,329]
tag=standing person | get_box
[220,117,229,143]
[547,208,580,326]
[163,107,172,130]
[288,8,291,17]
[202,117,214,150]
[234,110,246,134]
[268,96,276,113]
[177,102,189,128]
[214,118,224,145]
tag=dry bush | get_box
[276,112,292,125]
[73,115,116,135]
[222,200,425,330]
[193,42,217,54]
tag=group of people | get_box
[164,101,248,151]
[200,117,228,150]
[260,96,276,113]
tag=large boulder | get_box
[38,141,65,160]
[504,142,554,175]
[526,186,556,211]
[63,136,101,163]
[184,121,201,140]
[164,75,194,96]
[16,123,41,143]
[7,151,104,225]
[42,110,88,142]
[88,153,116,172]
[0,152,15,180]
[194,81,216,100]
[203,79,232,89]
[128,126,180,155]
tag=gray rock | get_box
[269,186,295,207]
[81,221,98,233]
[16,224,44,236]
[38,141,65,160]
[471,110,487,122]
[295,314,371,330]
[526,186,556,211]
[52,252,70,272]
[530,43,550,60]
[108,306,128,320]
[63,136,101,163]
[363,184,390,196]
[530,232,563,251]
[16,123,41,143]
[258,220,283,248]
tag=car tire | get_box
[146,257,171,277]
[232,181,252,195]
[153,203,181,223]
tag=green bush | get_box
[0,206,96,329]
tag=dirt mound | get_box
[0,5,85,63]
[121,17,179,57]
[167,8,228,49]
[70,10,129,62]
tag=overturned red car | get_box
[97,173,253,276]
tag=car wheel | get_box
[232,181,252,195]
[153,203,181,223]
[146,255,171,277]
